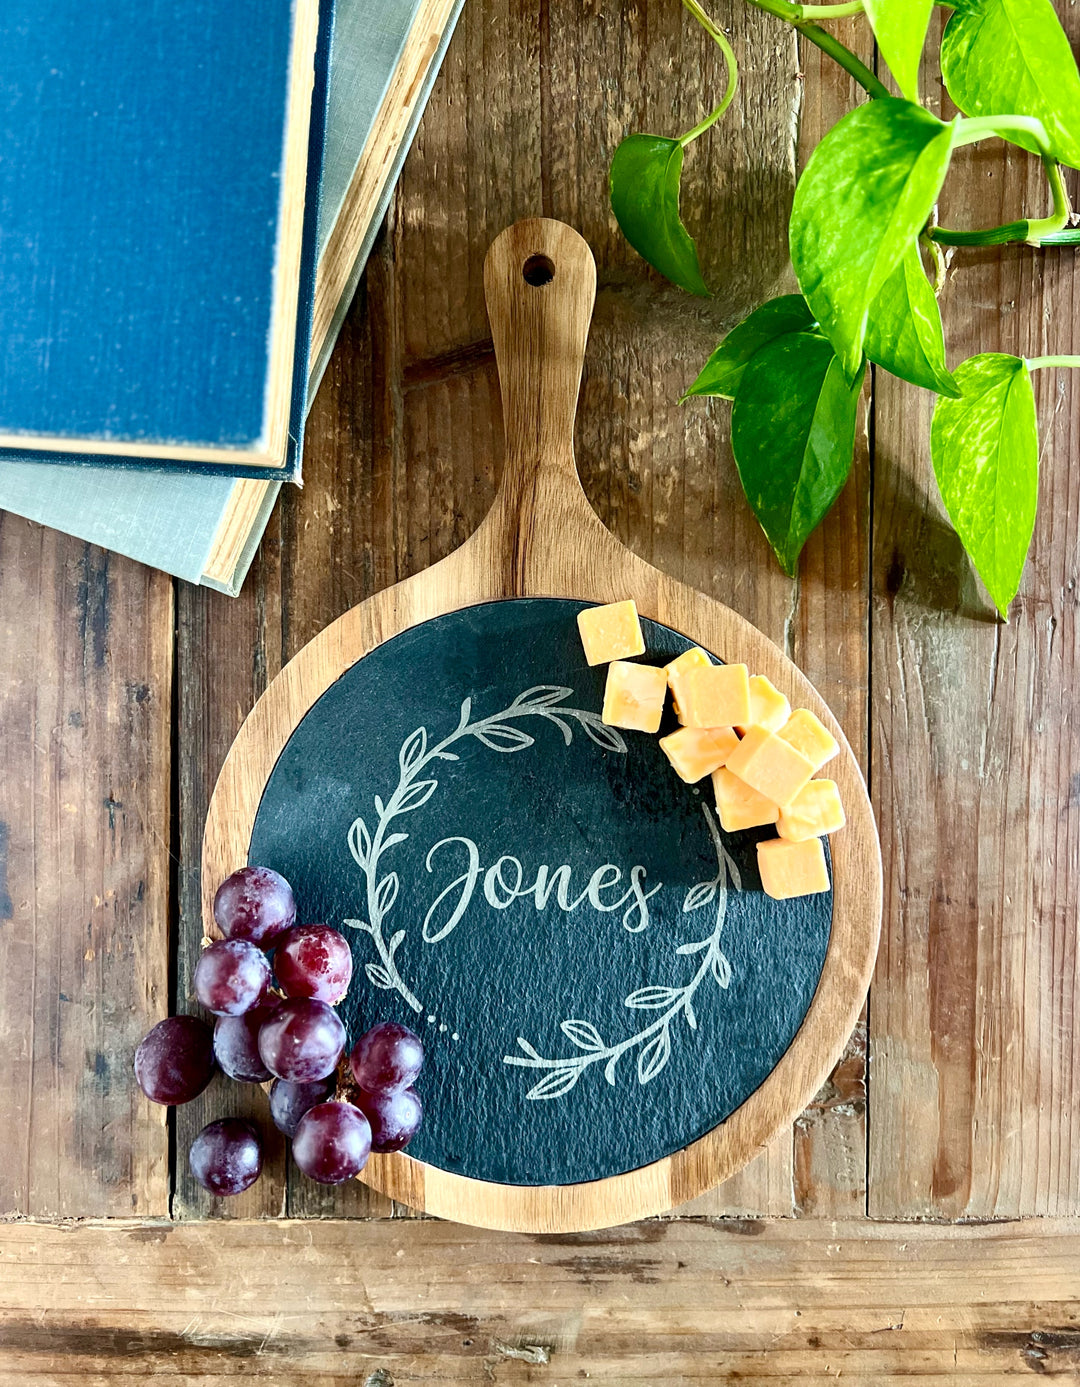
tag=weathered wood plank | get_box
[869,6,1080,1218]
[0,520,172,1217]
[0,1218,1078,1382]
[786,15,873,1219]
[315,0,867,1222]
[173,529,289,1220]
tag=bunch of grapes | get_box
[133,866,424,1195]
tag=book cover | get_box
[0,0,323,479]
[0,0,465,594]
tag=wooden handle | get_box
[484,218,597,490]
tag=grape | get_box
[291,1101,371,1184]
[257,998,346,1082]
[269,1076,334,1137]
[213,1000,280,1082]
[273,924,353,1004]
[134,1015,215,1105]
[188,1118,263,1196]
[213,865,295,949]
[356,1085,422,1153]
[193,938,271,1017]
[350,1021,423,1095]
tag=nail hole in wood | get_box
[522,254,555,287]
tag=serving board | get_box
[203,217,881,1231]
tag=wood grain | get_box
[0,520,171,1217]
[869,7,1080,1219]
[787,13,873,1220]
[202,218,881,1232]
[300,0,865,1221]
[1,1218,1079,1382]
[173,536,289,1221]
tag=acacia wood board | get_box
[202,217,881,1232]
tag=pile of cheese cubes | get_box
[576,599,845,901]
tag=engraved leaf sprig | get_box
[504,804,738,1098]
[344,686,628,1011]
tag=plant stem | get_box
[743,0,890,99]
[1026,355,1080,371]
[951,113,1051,150]
[678,0,740,145]
[928,121,1073,247]
[797,0,865,15]
[919,231,948,294]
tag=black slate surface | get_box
[248,598,832,1187]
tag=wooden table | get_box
[1,2,1078,1380]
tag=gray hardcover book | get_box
[0,0,464,595]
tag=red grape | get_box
[257,998,345,1082]
[350,1021,423,1095]
[134,1015,215,1105]
[269,1076,334,1137]
[213,1000,280,1082]
[273,925,353,1004]
[292,1101,371,1184]
[356,1085,422,1153]
[213,865,295,949]
[188,1118,263,1196]
[193,938,271,1016]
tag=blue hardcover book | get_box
[0,0,464,591]
[0,0,324,480]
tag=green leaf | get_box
[941,0,1080,170]
[864,0,934,102]
[865,241,960,396]
[610,134,709,297]
[682,295,815,401]
[731,332,863,576]
[790,98,955,379]
[930,353,1038,617]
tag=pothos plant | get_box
[610,0,1080,617]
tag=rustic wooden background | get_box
[1,0,1078,1380]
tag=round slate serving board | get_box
[248,598,832,1187]
[203,218,881,1231]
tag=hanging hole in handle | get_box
[522,254,555,287]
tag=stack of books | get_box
[0,0,464,594]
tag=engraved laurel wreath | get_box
[344,685,741,1099]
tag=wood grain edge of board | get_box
[201,218,881,1231]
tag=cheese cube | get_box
[665,646,711,722]
[659,725,739,783]
[725,725,815,807]
[679,663,751,729]
[736,675,791,735]
[577,600,646,666]
[712,766,779,832]
[757,836,830,900]
[602,661,667,732]
[777,779,846,842]
[777,708,838,770]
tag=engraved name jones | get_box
[421,836,663,943]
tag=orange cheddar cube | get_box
[757,836,830,900]
[577,600,645,666]
[601,661,667,733]
[659,725,739,783]
[679,662,751,729]
[777,779,846,842]
[725,725,815,807]
[665,646,711,722]
[777,708,838,770]
[736,675,791,735]
[712,766,779,832]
